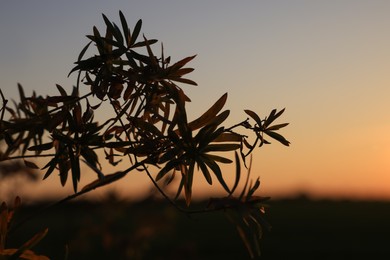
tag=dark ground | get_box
[6,195,390,259]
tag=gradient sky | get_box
[1,1,389,202]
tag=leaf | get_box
[202,143,240,153]
[196,159,212,185]
[77,41,93,62]
[213,132,242,143]
[18,83,26,103]
[169,68,194,77]
[168,55,197,72]
[229,152,241,196]
[68,146,80,193]
[265,123,289,131]
[244,109,262,127]
[81,170,126,192]
[204,154,232,164]
[130,19,142,46]
[167,77,198,86]
[239,155,252,200]
[119,11,130,46]
[187,93,227,131]
[143,35,158,67]
[184,162,195,206]
[42,157,57,180]
[131,39,158,48]
[27,142,53,152]
[155,159,179,181]
[55,84,67,96]
[203,157,230,193]
[59,160,69,187]
[246,177,261,199]
[264,108,285,128]
[24,160,39,169]
[264,131,290,146]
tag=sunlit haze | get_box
[1,1,389,202]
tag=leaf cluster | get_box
[0,11,289,258]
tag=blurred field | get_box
[6,195,390,259]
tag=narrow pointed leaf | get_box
[119,11,130,46]
[130,19,142,46]
[24,160,39,169]
[184,162,195,206]
[203,157,230,193]
[244,109,262,127]
[187,93,227,131]
[266,123,289,131]
[264,131,290,146]
[229,152,241,196]
[197,159,212,185]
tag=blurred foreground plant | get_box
[0,197,49,260]
[0,11,289,258]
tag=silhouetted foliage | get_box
[0,11,289,258]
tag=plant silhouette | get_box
[0,11,289,258]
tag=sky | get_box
[0,1,390,202]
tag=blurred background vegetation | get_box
[6,195,390,259]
